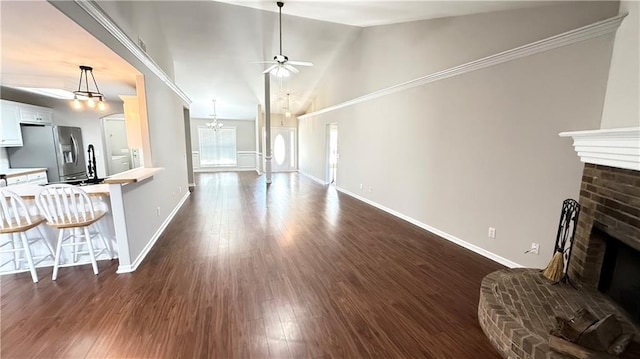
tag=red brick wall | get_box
[570,164,640,287]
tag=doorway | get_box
[327,123,338,185]
[101,114,131,176]
[270,127,297,172]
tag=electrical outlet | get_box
[488,227,496,239]
[359,184,363,190]
[531,243,540,255]
[156,207,160,217]
[178,186,182,193]
[368,186,373,193]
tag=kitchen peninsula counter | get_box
[0,168,48,178]
[7,183,110,199]
[104,167,163,184]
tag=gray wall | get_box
[299,2,619,268]
[51,0,190,265]
[90,1,175,80]
[190,118,257,171]
[190,118,256,152]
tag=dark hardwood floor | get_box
[1,172,503,358]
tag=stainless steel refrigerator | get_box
[8,124,88,183]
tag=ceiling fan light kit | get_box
[71,65,106,111]
[258,2,313,78]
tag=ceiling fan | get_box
[255,1,313,77]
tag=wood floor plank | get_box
[1,172,503,358]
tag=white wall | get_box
[1,86,123,178]
[0,148,8,169]
[601,1,640,129]
[299,3,618,268]
[105,119,128,155]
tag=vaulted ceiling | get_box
[0,0,559,119]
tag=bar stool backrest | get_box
[0,189,33,230]
[36,184,97,226]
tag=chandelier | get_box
[72,65,106,111]
[206,99,223,130]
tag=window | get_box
[198,127,237,167]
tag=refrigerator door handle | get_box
[70,134,79,165]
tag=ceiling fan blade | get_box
[284,64,299,73]
[288,61,313,67]
[263,64,278,74]
[250,61,277,64]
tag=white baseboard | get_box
[195,168,256,173]
[117,191,191,273]
[297,170,328,185]
[335,186,523,269]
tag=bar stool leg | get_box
[83,227,99,275]
[73,228,80,264]
[96,222,114,259]
[52,229,65,281]
[19,232,38,283]
[35,226,56,262]
[10,233,20,270]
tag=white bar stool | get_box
[0,188,55,283]
[36,184,114,280]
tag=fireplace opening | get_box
[597,227,640,325]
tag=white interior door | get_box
[271,127,296,172]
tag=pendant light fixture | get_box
[72,65,106,111]
[206,99,224,131]
[284,93,292,118]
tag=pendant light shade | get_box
[72,65,106,111]
[284,93,292,118]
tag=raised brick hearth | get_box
[478,269,640,359]
[569,163,640,288]
[479,163,640,358]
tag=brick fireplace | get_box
[478,127,640,359]
[569,163,640,288]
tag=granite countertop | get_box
[0,168,48,178]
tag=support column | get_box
[264,73,272,184]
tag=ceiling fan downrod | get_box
[277,2,284,55]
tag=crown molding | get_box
[559,127,640,171]
[299,13,627,120]
[73,0,192,104]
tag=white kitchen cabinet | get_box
[27,171,48,185]
[0,100,23,147]
[18,106,53,124]
[6,174,28,186]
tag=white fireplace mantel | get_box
[559,127,640,171]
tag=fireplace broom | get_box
[543,199,580,283]
[543,250,564,282]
